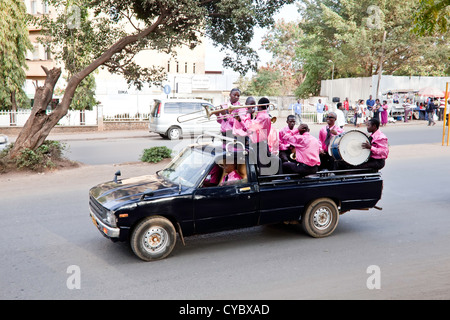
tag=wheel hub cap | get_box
[313,207,332,230]
[143,227,167,253]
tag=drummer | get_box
[282,124,321,177]
[319,112,344,170]
[352,118,389,170]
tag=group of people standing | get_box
[354,95,389,127]
[215,88,278,175]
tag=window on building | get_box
[193,63,196,74]
[176,62,179,73]
[185,62,188,73]
[33,45,40,60]
[31,1,37,14]
[43,1,49,14]
[45,47,52,60]
[167,61,170,73]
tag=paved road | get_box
[1,123,450,300]
[52,121,446,165]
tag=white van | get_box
[149,99,221,140]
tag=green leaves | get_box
[0,0,32,110]
[265,0,450,98]
[140,146,172,163]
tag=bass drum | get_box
[328,130,371,166]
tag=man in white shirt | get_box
[335,102,346,128]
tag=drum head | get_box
[337,130,371,165]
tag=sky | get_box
[204,2,301,74]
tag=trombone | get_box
[177,103,276,123]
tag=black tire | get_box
[167,127,181,140]
[301,198,339,238]
[130,216,176,261]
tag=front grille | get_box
[89,196,107,220]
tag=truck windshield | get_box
[159,147,214,187]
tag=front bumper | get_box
[90,209,120,239]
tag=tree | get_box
[247,66,283,96]
[413,0,450,35]
[261,18,305,95]
[266,0,450,98]
[9,0,294,159]
[0,0,32,113]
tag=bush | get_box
[1,140,68,172]
[140,146,172,163]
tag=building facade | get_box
[22,0,239,117]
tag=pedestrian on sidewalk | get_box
[426,97,436,126]
[291,99,302,125]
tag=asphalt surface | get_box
[1,120,450,300]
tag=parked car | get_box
[89,133,384,262]
[149,99,221,140]
[0,134,10,151]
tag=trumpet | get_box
[177,103,275,123]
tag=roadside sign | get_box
[163,85,171,95]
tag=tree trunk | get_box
[9,67,63,158]
[8,13,167,160]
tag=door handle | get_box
[239,187,251,192]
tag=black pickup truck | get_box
[89,134,383,261]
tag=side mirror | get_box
[113,170,121,183]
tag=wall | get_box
[321,75,450,107]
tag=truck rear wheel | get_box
[131,216,176,261]
[302,198,339,238]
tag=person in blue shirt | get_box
[366,95,375,120]
[427,97,436,126]
[316,99,325,123]
[291,99,302,124]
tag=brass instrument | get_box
[177,103,275,123]
[290,147,296,160]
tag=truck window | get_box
[159,148,214,187]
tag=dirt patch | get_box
[0,156,81,176]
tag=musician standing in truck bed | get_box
[318,112,344,170]
[217,88,241,137]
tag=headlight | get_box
[105,211,117,227]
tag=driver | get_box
[219,162,243,185]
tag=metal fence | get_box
[0,109,98,126]
[1,108,332,127]
[103,113,150,122]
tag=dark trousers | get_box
[354,158,385,170]
[279,149,294,163]
[283,161,318,177]
[319,152,336,171]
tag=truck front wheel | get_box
[131,216,176,261]
[302,198,339,238]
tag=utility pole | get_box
[376,30,387,100]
